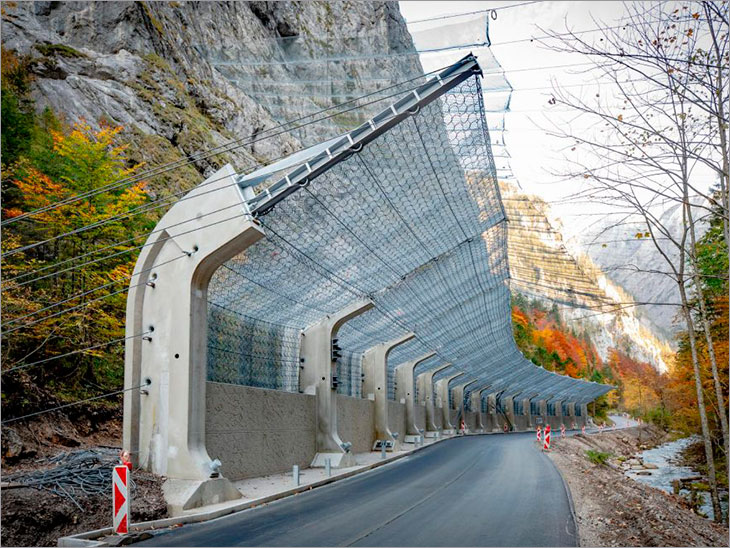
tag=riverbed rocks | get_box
[547,425,727,546]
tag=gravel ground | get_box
[548,426,728,547]
[1,416,167,547]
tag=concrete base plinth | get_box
[404,434,421,443]
[442,429,455,436]
[425,431,441,438]
[311,452,356,468]
[163,477,242,516]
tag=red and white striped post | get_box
[113,464,130,534]
[581,425,586,435]
[460,417,466,435]
[536,425,542,443]
[543,424,551,451]
[560,424,566,439]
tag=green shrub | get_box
[35,43,86,58]
[585,449,612,465]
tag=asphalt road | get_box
[137,432,578,547]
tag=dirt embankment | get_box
[548,426,727,547]
[1,415,167,547]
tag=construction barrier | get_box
[113,464,130,535]
[560,424,566,439]
[536,425,542,443]
[581,425,585,435]
[543,424,551,451]
[503,423,508,433]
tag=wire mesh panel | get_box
[207,305,300,391]
[205,64,610,404]
[336,351,362,397]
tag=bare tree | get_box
[538,0,728,522]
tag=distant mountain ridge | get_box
[501,181,673,372]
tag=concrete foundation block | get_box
[163,477,242,516]
[425,431,441,438]
[311,451,356,468]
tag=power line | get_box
[1,62,455,229]
[1,331,151,374]
[406,1,541,24]
[0,380,151,425]
[1,209,250,334]
[0,77,441,260]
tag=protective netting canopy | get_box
[206,52,611,408]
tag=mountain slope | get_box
[502,181,673,372]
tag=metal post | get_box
[381,442,386,460]
[293,465,300,487]
[325,457,331,477]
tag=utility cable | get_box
[1,331,152,375]
[0,380,152,425]
[1,62,456,228]
[1,72,456,260]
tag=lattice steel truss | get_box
[206,54,612,407]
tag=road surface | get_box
[137,432,577,547]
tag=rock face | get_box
[1,1,416,194]
[571,202,695,338]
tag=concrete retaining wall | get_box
[206,382,316,480]
[337,395,375,453]
[387,400,406,440]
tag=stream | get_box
[625,435,728,521]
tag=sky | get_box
[398,1,717,244]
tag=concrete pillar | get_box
[504,395,515,430]
[362,333,415,452]
[523,397,533,428]
[417,363,452,438]
[123,164,265,510]
[124,164,264,482]
[565,401,577,429]
[470,389,486,432]
[395,352,436,443]
[300,299,374,467]
[487,393,500,432]
[436,372,463,435]
[555,399,563,425]
[452,380,477,432]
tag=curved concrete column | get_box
[436,372,463,434]
[563,401,578,428]
[486,392,500,432]
[395,351,436,442]
[503,395,516,429]
[470,388,487,432]
[452,380,477,432]
[554,399,564,428]
[300,299,374,467]
[417,363,452,438]
[123,164,265,483]
[361,333,415,452]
